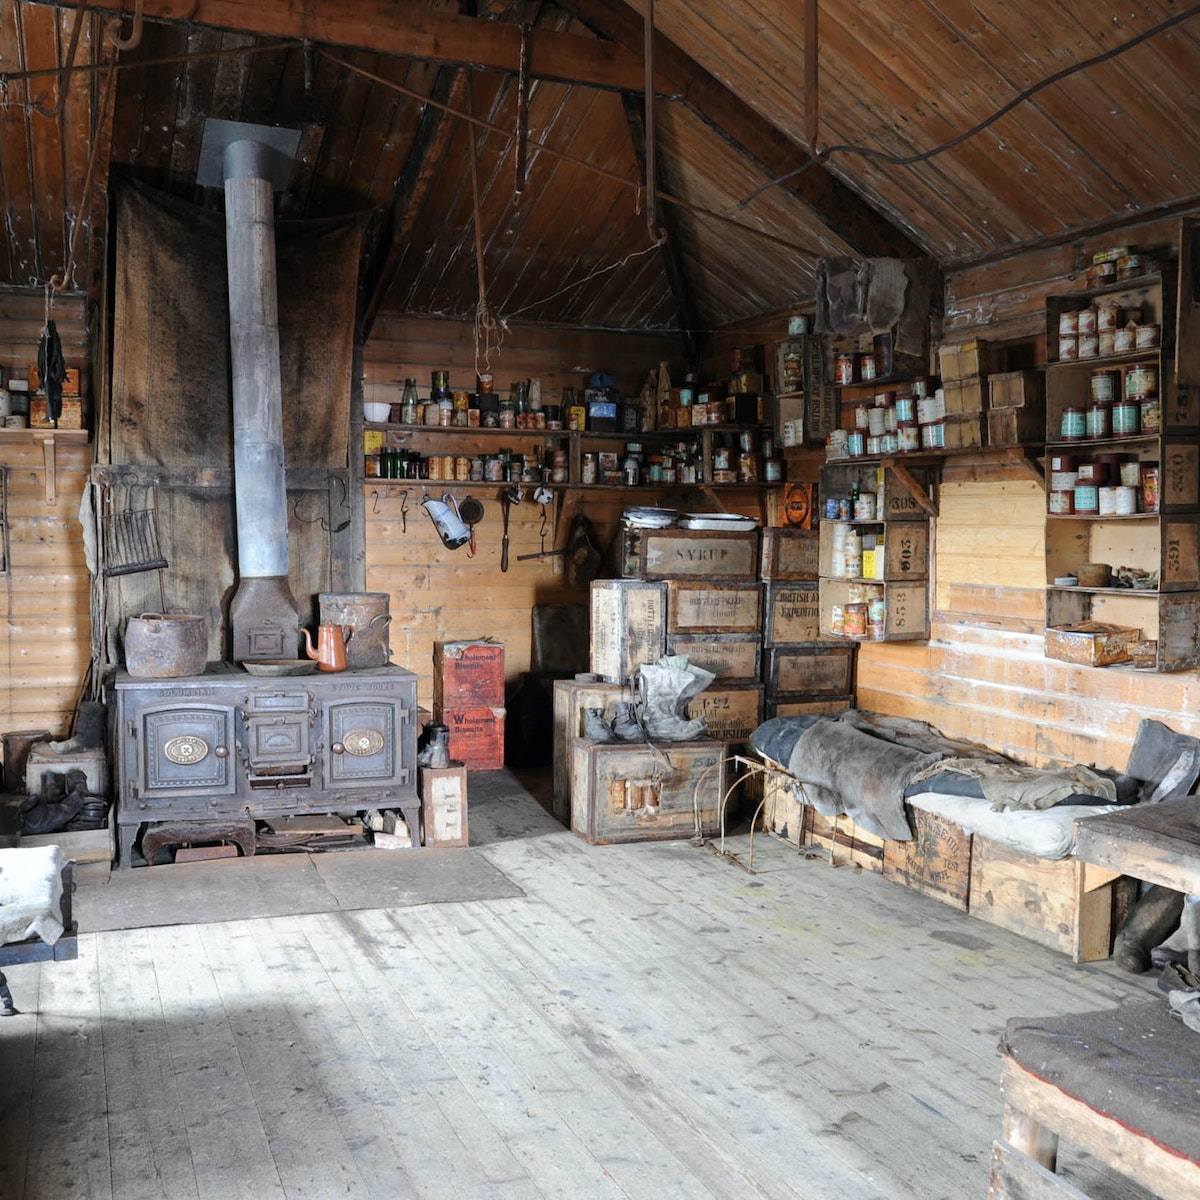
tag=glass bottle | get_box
[400,378,419,425]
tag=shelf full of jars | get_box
[822,332,945,460]
[363,370,784,488]
[1043,252,1200,671]
[815,461,934,643]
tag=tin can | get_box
[920,420,945,449]
[917,397,940,425]
[1049,454,1077,472]
[1059,310,1079,335]
[763,459,782,481]
[825,497,839,519]
[867,407,887,437]
[427,455,445,481]
[1097,303,1122,331]
[895,395,915,423]
[1058,335,1079,361]
[568,405,588,431]
[1136,324,1160,349]
[1086,402,1110,440]
[866,435,883,455]
[1048,490,1074,514]
[855,404,871,429]
[829,604,845,636]
[1050,470,1079,491]
[843,603,868,637]
[1098,486,1120,516]
[1073,484,1099,514]
[484,457,505,482]
[1112,399,1140,436]
[1141,397,1161,431]
[847,430,866,456]
[1089,369,1120,402]
[469,457,485,481]
[854,492,877,520]
[837,498,852,520]
[1099,330,1116,357]
[1078,333,1099,359]
[1125,363,1158,397]
[581,453,597,484]
[859,354,877,382]
[1113,327,1136,354]
[454,456,470,481]
[880,431,900,455]
[911,377,930,398]
[835,354,856,385]
[897,421,919,452]
[1141,464,1160,512]
[1115,485,1138,515]
[1060,406,1086,440]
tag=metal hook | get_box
[399,489,409,534]
[370,489,382,516]
[107,0,145,51]
[539,503,549,553]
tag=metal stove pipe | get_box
[222,137,301,661]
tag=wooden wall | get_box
[362,314,686,708]
[0,288,92,746]
[858,215,1200,773]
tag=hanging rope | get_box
[466,74,501,378]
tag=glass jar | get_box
[400,378,419,424]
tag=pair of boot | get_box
[634,657,716,742]
[19,768,89,836]
[584,703,643,743]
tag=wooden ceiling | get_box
[4,0,1200,351]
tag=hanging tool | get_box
[459,496,485,558]
[516,487,554,560]
[500,486,522,572]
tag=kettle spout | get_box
[301,627,318,661]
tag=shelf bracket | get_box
[885,459,937,517]
[35,432,59,505]
[1014,448,1047,489]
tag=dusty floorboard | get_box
[0,772,1161,1199]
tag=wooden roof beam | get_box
[556,0,928,262]
[622,94,701,370]
[30,0,648,92]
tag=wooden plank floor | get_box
[0,772,1160,1199]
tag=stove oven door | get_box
[323,697,413,792]
[132,701,237,815]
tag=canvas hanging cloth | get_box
[38,318,67,421]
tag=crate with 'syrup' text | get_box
[684,684,763,743]
[667,581,761,634]
[766,644,857,697]
[590,579,667,684]
[441,706,505,770]
[433,641,505,710]
[637,529,760,581]
[665,633,761,682]
[420,764,468,847]
[569,738,726,844]
[759,528,819,580]
[763,582,821,645]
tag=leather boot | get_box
[1115,884,1185,973]
[636,659,716,742]
[582,708,617,742]
[610,702,644,742]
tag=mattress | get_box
[904,791,1125,860]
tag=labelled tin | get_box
[1077,308,1098,334]
[1113,327,1136,354]
[1089,368,1121,402]
[1058,335,1079,361]
[1112,399,1140,436]
[1058,310,1079,335]
[1059,406,1086,441]
[1136,323,1160,349]
[1073,484,1099,514]
[1048,490,1074,514]
[1096,303,1122,331]
[1078,333,1099,359]
[1125,362,1158,397]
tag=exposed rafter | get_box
[32,0,649,92]
[555,0,928,262]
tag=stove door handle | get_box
[331,742,345,755]
[215,745,229,758]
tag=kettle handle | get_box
[442,492,461,518]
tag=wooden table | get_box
[1074,795,1200,894]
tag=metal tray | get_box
[241,659,317,677]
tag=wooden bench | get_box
[991,999,1200,1198]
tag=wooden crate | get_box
[802,807,885,872]
[760,527,819,579]
[968,836,1124,962]
[942,412,986,450]
[882,804,973,910]
[684,684,763,742]
[420,765,469,848]
[569,738,727,844]
[987,406,1044,447]
[441,706,505,770]
[1044,621,1141,666]
[590,579,667,683]
[819,578,930,641]
[667,581,761,634]
[765,482,819,530]
[767,644,857,696]
[433,641,505,710]
[938,337,1007,380]
[818,521,929,582]
[767,695,855,719]
[551,679,635,816]
[637,529,760,581]
[665,633,761,682]
[763,582,821,645]
[988,369,1044,409]
[941,379,985,415]
[819,464,936,521]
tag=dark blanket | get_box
[1001,999,1200,1163]
[751,715,943,841]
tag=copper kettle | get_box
[302,623,353,672]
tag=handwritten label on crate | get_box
[685,687,763,741]
[668,582,761,633]
[886,524,929,580]
[765,584,820,644]
[1165,444,1200,509]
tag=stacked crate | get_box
[938,338,1008,450]
[433,640,505,769]
[760,527,858,717]
[986,369,1045,447]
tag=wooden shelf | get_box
[0,427,91,504]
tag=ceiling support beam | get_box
[622,94,701,370]
[557,0,927,262]
[32,0,648,92]
[360,67,469,341]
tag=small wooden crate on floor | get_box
[882,804,973,910]
[433,641,505,710]
[420,764,468,847]
[969,835,1125,962]
[569,738,726,845]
